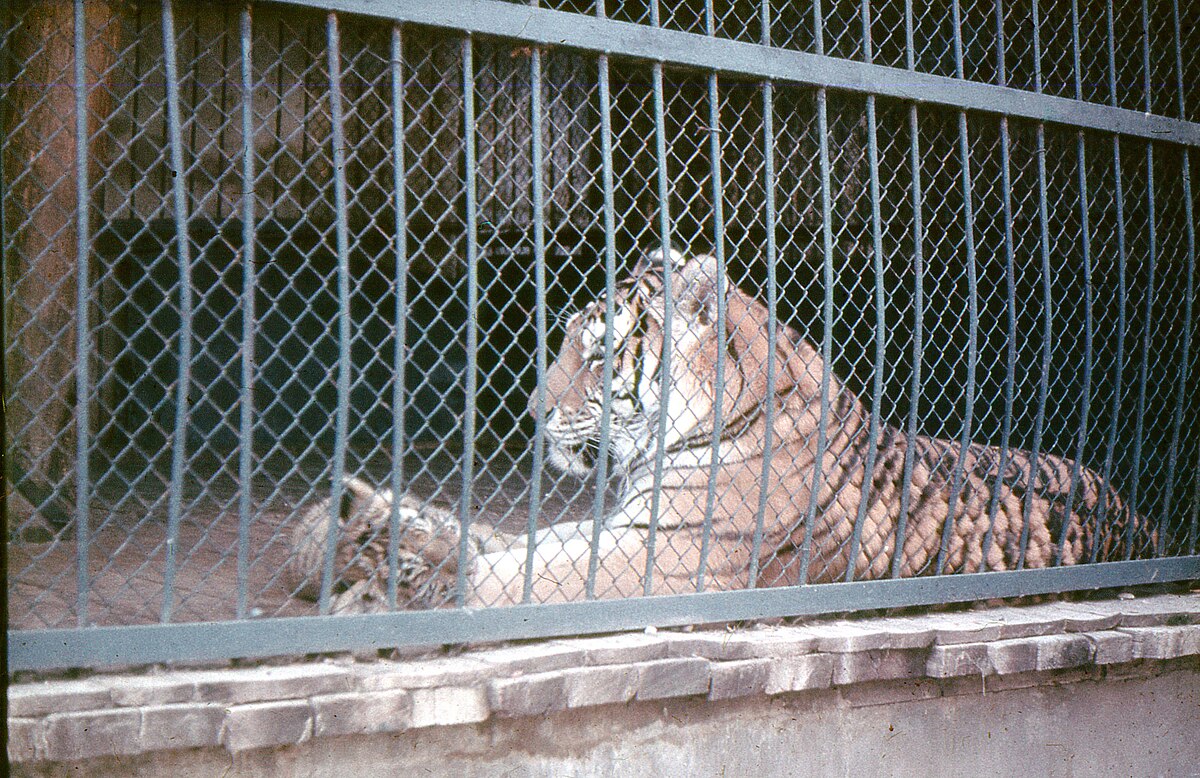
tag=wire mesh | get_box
[3,0,1197,665]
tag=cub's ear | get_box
[338,476,391,520]
[675,253,723,324]
[646,246,686,268]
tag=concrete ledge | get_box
[8,593,1200,765]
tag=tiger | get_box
[287,248,1152,610]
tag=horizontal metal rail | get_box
[10,557,1199,671]
[282,0,1200,147]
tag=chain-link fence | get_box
[5,0,1198,669]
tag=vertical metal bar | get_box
[892,102,924,579]
[73,0,92,627]
[937,0,980,576]
[1122,0,1157,556]
[641,61,675,595]
[750,0,777,584]
[1016,0,1052,570]
[892,0,924,579]
[696,70,727,593]
[588,53,618,592]
[235,5,256,619]
[455,35,480,606]
[1056,0,1094,566]
[387,25,408,610]
[799,0,833,585]
[749,75,777,588]
[982,0,1016,572]
[160,0,194,623]
[846,0,887,583]
[1032,0,1044,94]
[1124,152,1155,556]
[1158,0,1196,556]
[523,46,548,604]
[1095,138,1129,563]
[319,12,353,615]
[904,0,916,71]
[1018,122,1053,571]
[1192,442,1200,556]
[1093,0,1129,564]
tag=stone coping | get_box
[8,593,1200,764]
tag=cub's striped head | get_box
[535,248,728,478]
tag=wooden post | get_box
[4,1,117,534]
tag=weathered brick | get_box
[488,671,569,717]
[222,700,313,752]
[409,686,490,729]
[562,663,640,708]
[194,664,352,704]
[1123,625,1200,660]
[635,657,712,701]
[929,614,1006,645]
[140,703,225,752]
[311,689,413,739]
[987,637,1039,675]
[1085,630,1135,665]
[734,627,821,657]
[926,643,990,678]
[813,623,901,653]
[44,707,143,762]
[568,632,672,666]
[851,618,938,650]
[8,679,110,717]
[708,658,773,700]
[988,605,1067,640]
[1113,594,1199,627]
[832,649,926,686]
[766,653,834,694]
[106,675,198,707]
[481,643,588,677]
[1034,633,1093,671]
[660,631,767,661]
[355,657,493,691]
[1056,604,1122,633]
[8,717,44,763]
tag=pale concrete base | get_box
[17,663,1197,778]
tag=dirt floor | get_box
[8,442,603,630]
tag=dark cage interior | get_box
[4,0,1198,638]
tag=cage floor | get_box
[8,444,600,631]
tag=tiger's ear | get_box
[675,253,722,324]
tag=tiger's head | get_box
[535,248,755,479]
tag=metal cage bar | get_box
[748,0,779,584]
[386,23,409,610]
[318,11,353,615]
[160,0,194,623]
[845,0,886,583]
[640,60,676,597]
[799,0,835,586]
[71,0,93,628]
[695,68,728,593]
[455,34,480,606]
[235,4,257,619]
